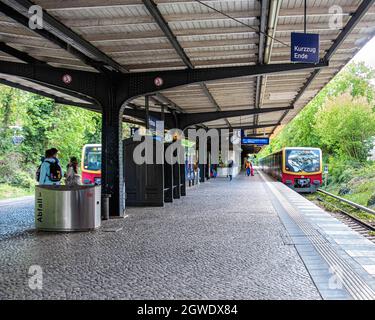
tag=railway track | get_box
[315,189,375,242]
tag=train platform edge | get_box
[259,170,375,300]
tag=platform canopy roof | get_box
[0,0,374,136]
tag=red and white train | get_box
[259,147,323,193]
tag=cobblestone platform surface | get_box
[0,174,320,299]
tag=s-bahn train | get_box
[81,144,102,185]
[80,140,197,186]
[259,147,323,193]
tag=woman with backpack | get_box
[38,148,63,185]
[65,157,81,187]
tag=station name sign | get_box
[241,137,270,146]
[291,32,320,63]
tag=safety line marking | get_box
[258,170,375,300]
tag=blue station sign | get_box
[241,137,270,146]
[291,32,320,63]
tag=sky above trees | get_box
[352,36,375,69]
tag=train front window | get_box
[84,147,102,171]
[285,149,320,173]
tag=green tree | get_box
[19,94,56,166]
[46,104,101,165]
[326,62,375,103]
[0,86,20,153]
[314,94,375,162]
[259,61,375,160]
[0,86,103,190]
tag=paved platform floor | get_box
[259,171,375,300]
[0,173,321,300]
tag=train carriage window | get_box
[83,146,102,171]
[285,149,321,173]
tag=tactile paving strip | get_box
[260,171,375,300]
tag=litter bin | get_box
[101,194,111,220]
[35,185,101,232]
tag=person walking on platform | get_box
[228,159,234,181]
[245,160,251,176]
[38,148,63,185]
[65,157,81,187]
[245,160,254,177]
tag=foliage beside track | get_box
[325,163,375,209]
[0,89,104,197]
[258,62,375,207]
[305,191,375,226]
[0,88,136,199]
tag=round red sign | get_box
[62,74,72,84]
[154,77,163,87]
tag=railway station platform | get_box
[0,172,375,300]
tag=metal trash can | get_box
[35,185,101,232]
[101,194,111,221]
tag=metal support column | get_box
[180,161,186,196]
[173,145,181,199]
[206,137,211,181]
[162,106,173,203]
[164,148,174,202]
[101,95,125,217]
[145,95,150,130]
[199,163,205,183]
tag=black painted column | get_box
[173,154,181,199]
[199,163,205,183]
[180,162,186,196]
[101,99,125,217]
[162,106,173,202]
[164,159,173,203]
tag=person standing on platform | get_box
[228,159,234,181]
[65,157,81,187]
[245,160,251,177]
[250,160,254,176]
[38,148,63,185]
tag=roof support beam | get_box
[0,60,106,101]
[254,0,268,132]
[120,105,292,130]
[178,106,292,129]
[0,59,328,109]
[0,47,97,106]
[253,76,262,128]
[0,0,126,73]
[271,70,320,135]
[152,93,185,113]
[270,68,322,135]
[122,117,146,127]
[123,61,328,99]
[271,0,375,136]
[324,0,375,62]
[29,79,99,105]
[214,123,280,131]
[270,67,320,135]
[123,107,175,128]
[0,43,98,105]
[0,77,99,111]
[200,83,231,128]
[0,42,46,65]
[143,0,193,69]
[36,1,367,17]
